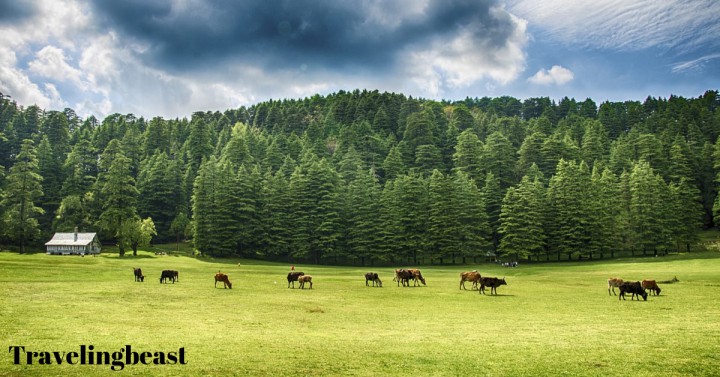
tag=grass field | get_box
[1,248,720,376]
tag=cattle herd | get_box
[608,278,663,301]
[130,266,667,302]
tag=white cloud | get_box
[672,53,720,73]
[28,46,85,88]
[528,65,574,85]
[0,47,52,108]
[406,6,528,98]
[506,0,720,52]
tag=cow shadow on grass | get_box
[480,294,515,297]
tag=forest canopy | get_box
[0,89,718,263]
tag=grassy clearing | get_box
[1,250,719,376]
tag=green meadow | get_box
[1,248,720,376]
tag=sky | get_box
[1,0,719,120]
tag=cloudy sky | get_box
[1,0,718,119]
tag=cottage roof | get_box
[45,232,98,246]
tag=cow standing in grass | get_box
[287,271,305,288]
[298,275,313,289]
[365,272,382,287]
[133,268,144,282]
[607,278,623,296]
[460,271,481,290]
[641,280,661,296]
[160,270,177,284]
[619,281,648,301]
[479,277,506,295]
[407,269,426,286]
[215,272,232,289]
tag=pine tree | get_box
[260,170,292,259]
[580,119,608,168]
[97,151,139,257]
[382,146,405,181]
[344,167,382,265]
[453,129,483,182]
[516,132,545,180]
[192,156,220,255]
[137,152,182,240]
[483,172,503,252]
[377,178,403,263]
[453,171,492,262]
[394,172,429,264]
[498,176,546,261]
[546,160,592,259]
[482,131,516,189]
[667,135,693,182]
[428,169,457,263]
[414,144,443,176]
[36,135,63,232]
[587,167,621,258]
[143,116,167,156]
[1,139,44,252]
[671,179,702,252]
[628,161,673,254]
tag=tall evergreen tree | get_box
[97,150,139,257]
[498,175,546,261]
[482,131,516,189]
[546,160,592,259]
[453,129,483,182]
[1,139,44,252]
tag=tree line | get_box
[0,89,718,263]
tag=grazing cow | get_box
[407,269,426,286]
[365,272,382,287]
[298,275,313,289]
[214,272,232,289]
[287,271,305,288]
[479,277,507,295]
[460,270,482,290]
[133,267,144,282]
[394,269,410,287]
[641,280,662,296]
[160,270,177,284]
[607,278,624,296]
[619,281,648,301]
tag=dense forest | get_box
[1,89,719,264]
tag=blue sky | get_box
[1,0,718,119]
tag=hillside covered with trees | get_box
[0,90,719,264]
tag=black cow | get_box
[365,272,382,287]
[287,271,305,288]
[479,277,507,295]
[160,270,177,284]
[133,267,144,282]
[619,281,648,301]
[394,269,413,287]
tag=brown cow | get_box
[394,269,412,287]
[365,272,382,287]
[407,269,426,286]
[479,277,506,295]
[215,272,232,289]
[287,271,305,288]
[608,278,623,296]
[460,270,481,290]
[641,280,661,296]
[298,275,313,289]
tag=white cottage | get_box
[45,228,101,255]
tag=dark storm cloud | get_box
[0,0,36,24]
[89,0,518,72]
